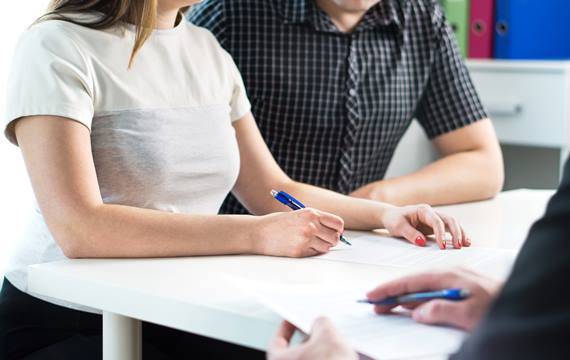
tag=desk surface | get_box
[28,189,554,353]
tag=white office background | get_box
[0,1,50,275]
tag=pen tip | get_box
[270,189,278,197]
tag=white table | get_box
[27,190,554,360]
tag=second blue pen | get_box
[358,288,471,306]
[270,190,352,246]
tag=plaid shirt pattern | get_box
[188,0,487,214]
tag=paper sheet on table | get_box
[233,278,466,360]
[317,235,517,278]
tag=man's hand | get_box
[268,318,357,360]
[367,268,502,331]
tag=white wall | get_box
[0,1,50,274]
[384,121,438,179]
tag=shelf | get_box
[466,59,570,72]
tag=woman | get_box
[0,0,469,358]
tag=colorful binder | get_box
[468,0,494,59]
[440,0,470,58]
[495,0,570,60]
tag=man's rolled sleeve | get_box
[415,3,488,139]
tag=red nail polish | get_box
[415,236,426,247]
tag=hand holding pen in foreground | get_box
[367,268,502,330]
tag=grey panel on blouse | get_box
[91,105,240,214]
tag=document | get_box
[234,278,466,360]
[317,235,517,278]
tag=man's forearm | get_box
[354,149,504,206]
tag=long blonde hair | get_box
[40,0,183,67]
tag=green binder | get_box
[440,0,470,58]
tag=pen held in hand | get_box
[270,189,352,246]
[358,288,471,306]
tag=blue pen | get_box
[357,288,471,306]
[270,190,352,246]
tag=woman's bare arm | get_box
[15,115,342,258]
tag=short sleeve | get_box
[415,3,488,139]
[3,22,94,146]
[223,51,251,121]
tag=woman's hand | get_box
[367,268,502,331]
[381,204,470,249]
[252,208,344,257]
[268,318,357,360]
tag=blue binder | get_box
[495,0,570,60]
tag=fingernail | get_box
[440,241,446,250]
[415,236,426,247]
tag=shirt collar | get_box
[278,0,402,32]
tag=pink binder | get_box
[468,0,495,59]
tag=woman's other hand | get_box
[381,204,470,249]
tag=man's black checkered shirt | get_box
[188,0,487,215]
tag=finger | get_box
[462,229,471,247]
[411,300,468,329]
[269,321,297,352]
[310,317,339,342]
[367,272,448,311]
[304,247,322,257]
[316,210,345,233]
[418,207,446,250]
[439,213,462,249]
[314,222,340,246]
[311,238,333,254]
[394,221,428,247]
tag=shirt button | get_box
[349,89,357,97]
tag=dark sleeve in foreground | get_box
[415,0,488,139]
[452,160,570,359]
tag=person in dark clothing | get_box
[268,160,570,359]
[188,0,504,209]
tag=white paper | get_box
[233,279,466,360]
[317,235,517,278]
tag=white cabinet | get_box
[467,60,570,183]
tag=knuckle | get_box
[450,219,460,230]
[333,233,341,244]
[302,223,317,238]
[308,222,318,233]
[308,209,320,219]
[429,302,444,316]
[435,218,445,228]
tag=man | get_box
[188,0,504,213]
[267,160,570,359]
